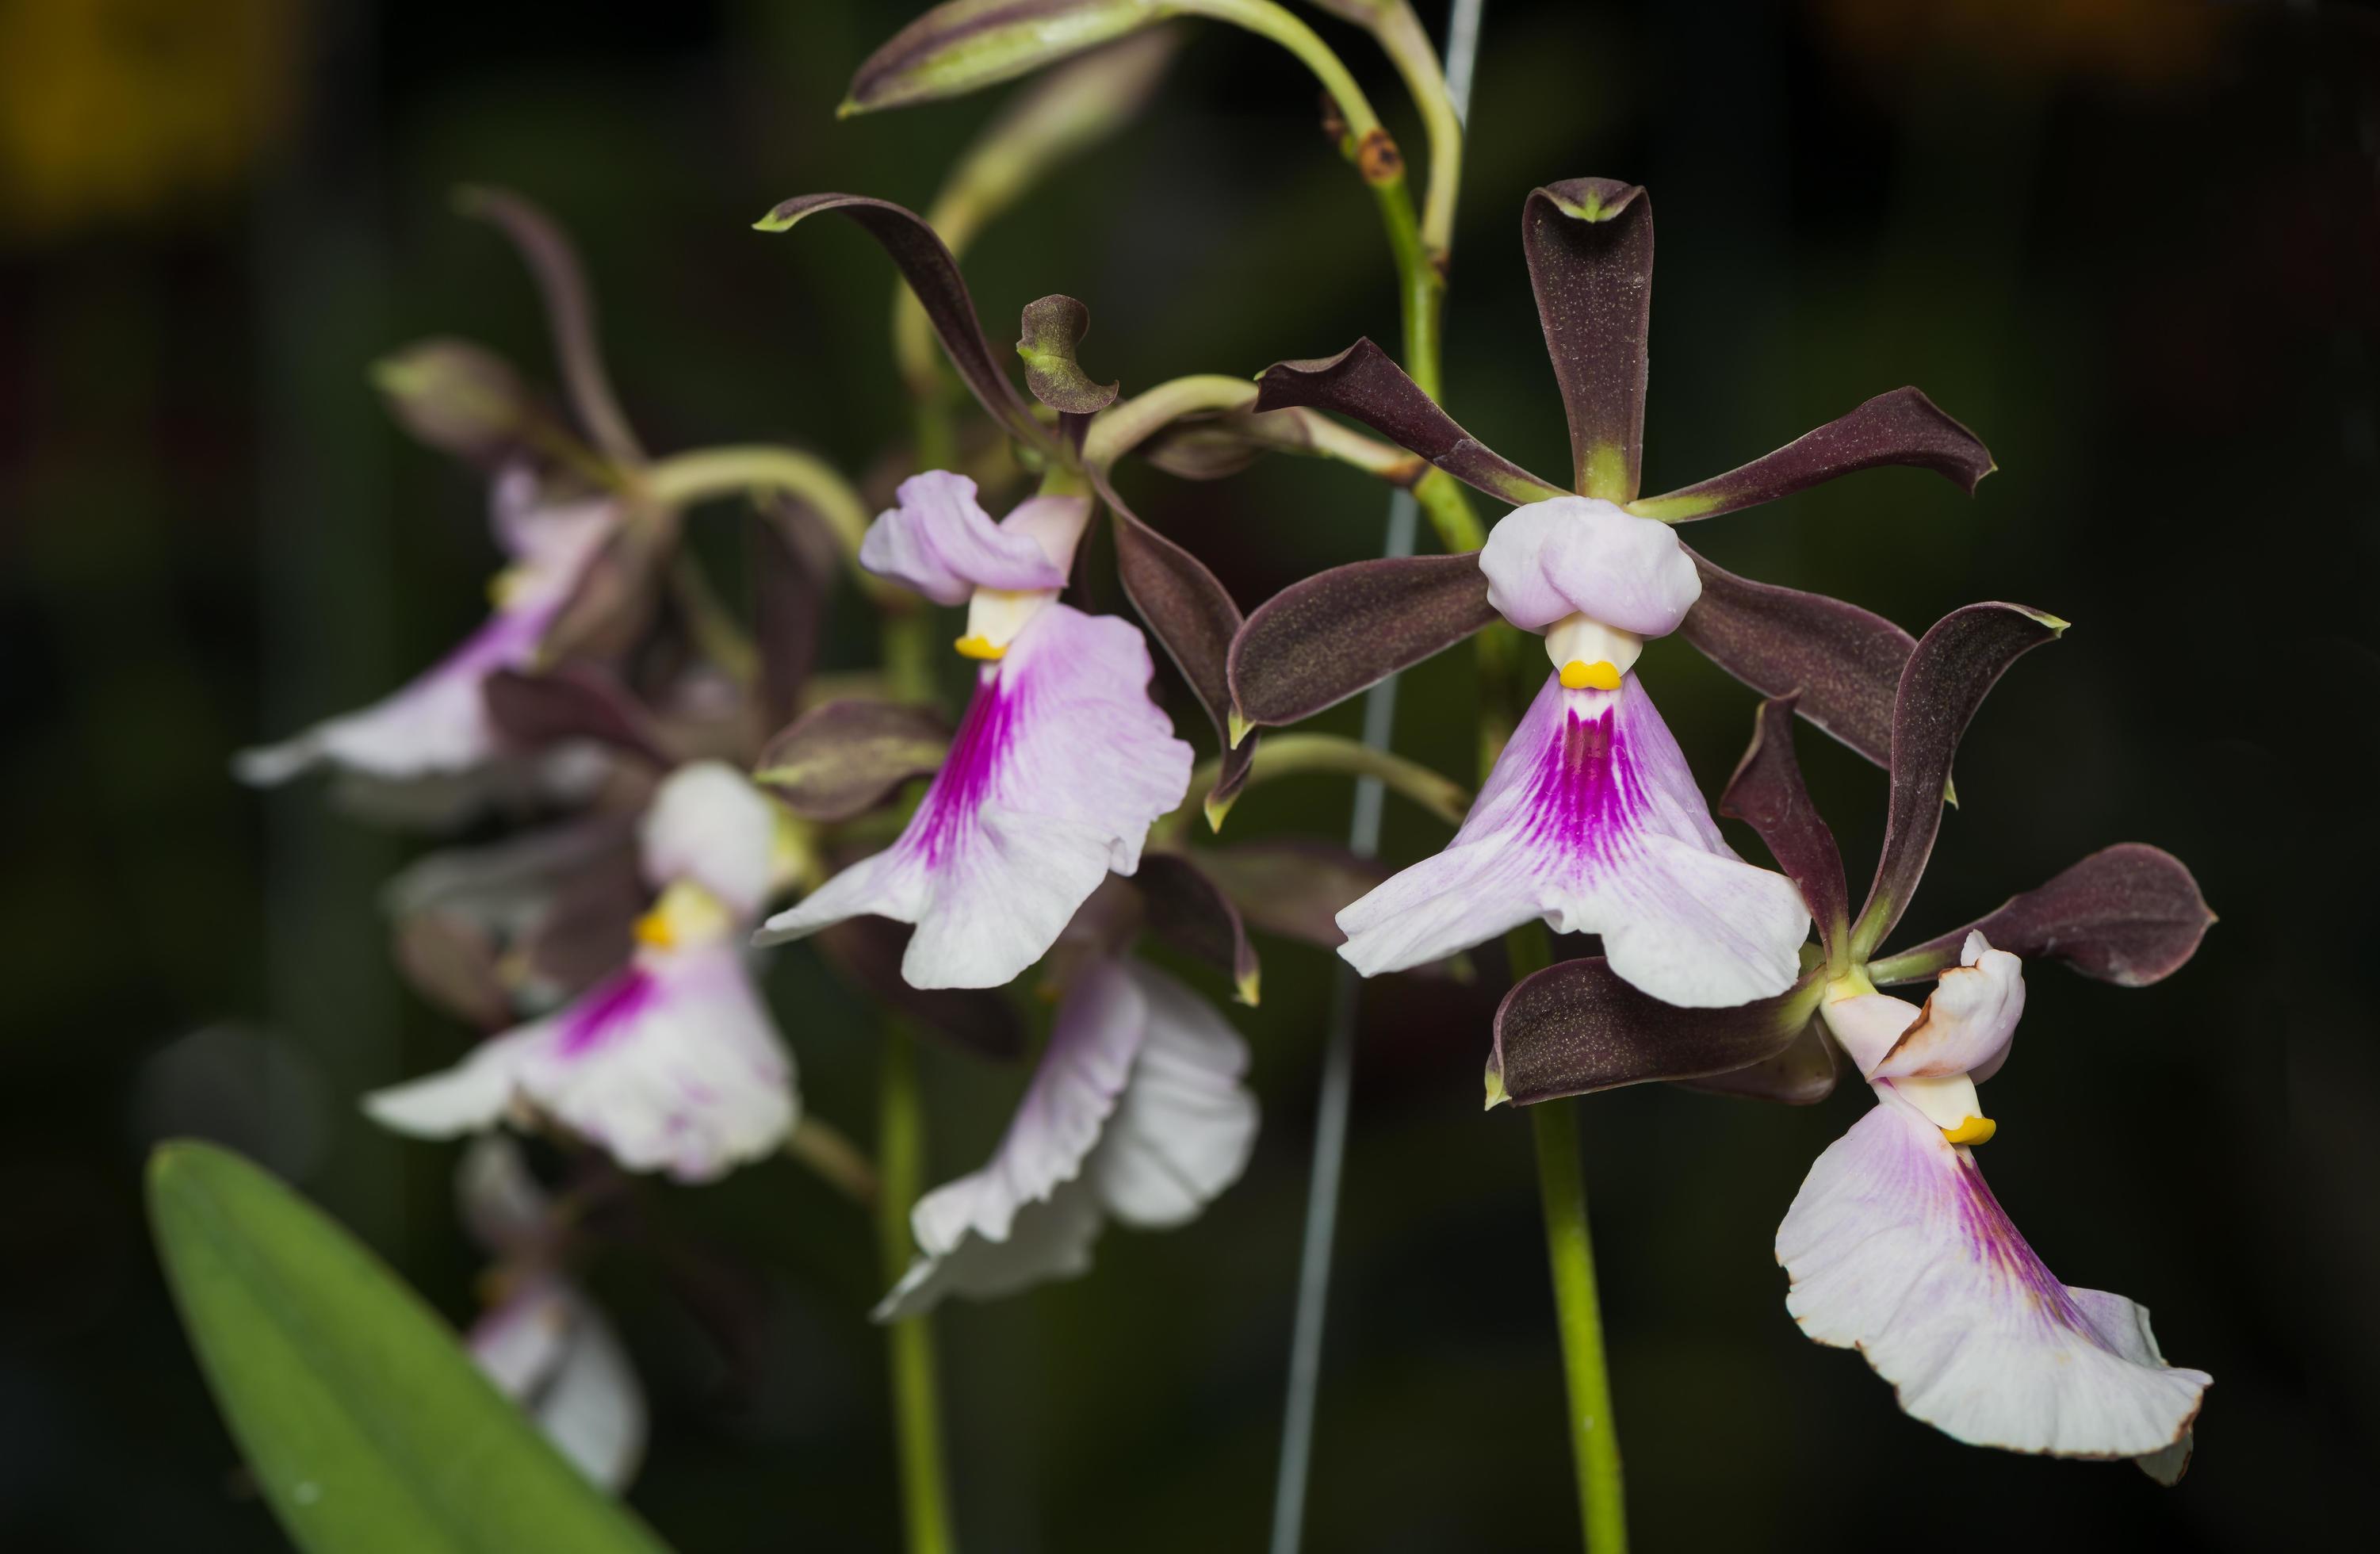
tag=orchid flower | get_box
[1485,607,2217,1475]
[1334,497,1811,1007]
[1227,178,2003,1003]
[457,1136,645,1491]
[755,471,1193,990]
[236,465,617,786]
[876,879,1257,1319]
[366,761,800,1181]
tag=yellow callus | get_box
[486,566,535,608]
[1942,1115,1998,1145]
[954,634,1007,660]
[633,908,675,949]
[1559,659,1623,691]
[633,879,733,952]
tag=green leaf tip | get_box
[1235,967,1261,1008]
[1483,1061,1510,1110]
[1226,709,1253,749]
[752,206,801,233]
[1203,788,1238,834]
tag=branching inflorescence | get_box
[178,5,2219,1551]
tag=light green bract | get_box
[147,1141,670,1554]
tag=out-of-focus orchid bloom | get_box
[756,471,1193,990]
[238,467,616,786]
[1779,932,2207,1479]
[457,1137,645,1491]
[366,762,799,1181]
[1335,497,1809,1008]
[875,951,1257,1320]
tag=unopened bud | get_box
[371,339,530,461]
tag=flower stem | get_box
[1530,1098,1628,1554]
[877,1023,955,1554]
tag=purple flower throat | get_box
[908,669,1019,867]
[1519,700,1646,863]
[558,966,659,1057]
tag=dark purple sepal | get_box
[1016,294,1118,415]
[1675,1016,1838,1105]
[453,186,645,465]
[391,913,511,1031]
[1252,339,1567,504]
[755,193,1054,454]
[751,495,838,730]
[523,849,644,996]
[1869,843,2214,989]
[753,699,949,824]
[1719,694,1851,966]
[1676,549,1914,770]
[538,510,676,667]
[1091,465,1256,798]
[1853,602,2067,956]
[484,664,672,767]
[815,917,1025,1061]
[1182,837,1389,948]
[1227,552,1496,729]
[1521,179,1652,500]
[1489,956,1827,1104]
[844,0,1152,114]
[1135,851,1261,1005]
[1631,388,1995,523]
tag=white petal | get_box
[859,471,1067,603]
[753,604,1192,989]
[1819,990,1924,1076]
[1478,497,1701,636]
[1089,962,1259,1228]
[363,1032,528,1137]
[1777,1100,2209,1461]
[874,1184,1107,1322]
[470,1276,645,1491]
[455,1135,553,1254]
[639,761,778,914]
[1337,673,1807,1007]
[235,609,545,785]
[1873,937,2026,1081]
[909,959,1146,1258]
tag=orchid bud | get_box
[370,339,532,462]
[844,0,1158,116]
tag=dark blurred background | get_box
[5,0,2376,1548]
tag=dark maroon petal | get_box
[1677,548,1913,769]
[524,852,644,996]
[751,496,839,730]
[1184,837,1389,947]
[1489,957,1826,1104]
[1252,339,1566,504]
[816,917,1024,1060]
[1522,179,1652,500]
[1676,1017,1837,1105]
[484,664,672,767]
[755,193,1053,453]
[844,0,1152,113]
[1720,694,1850,966]
[1869,843,2214,989]
[1092,466,1256,798]
[391,913,511,1031]
[753,699,948,824]
[453,186,645,465]
[1227,552,1496,729]
[1135,852,1260,1005]
[1631,388,1995,522]
[538,511,676,666]
[1853,603,2068,955]
[1016,294,1118,414]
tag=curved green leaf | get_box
[147,1141,668,1554]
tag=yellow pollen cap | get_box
[632,909,675,949]
[1942,1115,1997,1145]
[1559,659,1622,691]
[954,633,1008,661]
